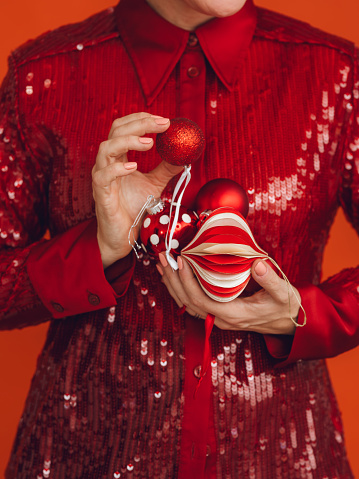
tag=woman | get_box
[1,0,358,477]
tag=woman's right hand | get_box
[92,112,183,269]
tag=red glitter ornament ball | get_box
[156,118,205,166]
[140,200,199,259]
[195,178,249,218]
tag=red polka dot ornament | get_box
[139,197,198,260]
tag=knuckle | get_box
[111,118,123,129]
[277,284,289,303]
[92,171,101,187]
[98,141,108,155]
[191,295,201,308]
[181,296,191,308]
[121,135,131,151]
[111,126,122,138]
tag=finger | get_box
[159,264,203,317]
[92,161,137,189]
[251,259,288,303]
[110,115,170,140]
[108,112,152,138]
[177,256,227,318]
[158,258,186,308]
[95,135,154,170]
[160,274,184,308]
[159,253,193,306]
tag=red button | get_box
[187,66,200,78]
[51,301,64,313]
[206,445,211,456]
[88,293,100,305]
[188,33,198,47]
[193,365,202,379]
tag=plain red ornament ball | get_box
[140,201,199,259]
[195,178,249,218]
[156,118,205,166]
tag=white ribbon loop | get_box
[165,165,192,270]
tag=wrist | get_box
[97,233,131,269]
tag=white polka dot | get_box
[143,218,151,228]
[159,215,170,225]
[171,239,179,249]
[150,234,160,245]
[182,213,192,223]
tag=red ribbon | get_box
[194,313,215,398]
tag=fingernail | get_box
[177,256,183,270]
[156,264,163,276]
[124,162,137,170]
[159,253,168,267]
[138,137,153,144]
[254,261,267,276]
[154,118,169,125]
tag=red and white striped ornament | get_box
[181,207,266,301]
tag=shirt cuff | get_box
[264,283,359,367]
[104,251,136,295]
[26,218,132,318]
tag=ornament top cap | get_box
[156,118,205,166]
[146,197,165,215]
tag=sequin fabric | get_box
[1,1,359,477]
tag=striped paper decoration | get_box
[181,207,269,302]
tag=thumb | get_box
[251,259,286,301]
[147,160,184,190]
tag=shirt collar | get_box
[115,0,257,105]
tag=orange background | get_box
[0,0,359,477]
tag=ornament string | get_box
[165,165,192,270]
[128,195,154,259]
[265,256,307,327]
[193,257,306,396]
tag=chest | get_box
[20,40,352,250]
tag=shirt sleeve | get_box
[264,47,359,366]
[0,56,134,330]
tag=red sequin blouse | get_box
[1,0,359,477]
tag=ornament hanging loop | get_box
[165,165,192,270]
[128,195,155,259]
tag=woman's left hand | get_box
[157,254,301,335]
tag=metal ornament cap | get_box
[146,197,165,215]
